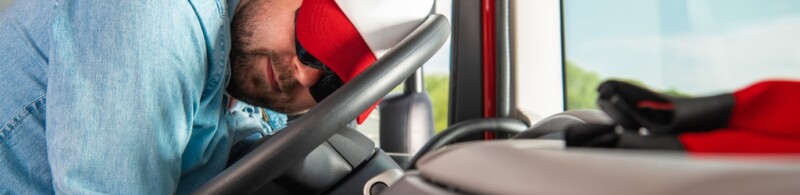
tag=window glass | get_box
[423,0,452,132]
[356,0,452,144]
[564,0,800,110]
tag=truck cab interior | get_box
[3,0,800,194]
[192,0,800,194]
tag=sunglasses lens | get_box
[295,39,325,70]
[295,39,344,102]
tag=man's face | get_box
[228,0,322,114]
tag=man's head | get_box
[228,0,434,120]
[228,0,321,115]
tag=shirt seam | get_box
[0,94,47,142]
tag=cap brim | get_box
[296,0,379,124]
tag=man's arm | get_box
[46,1,210,193]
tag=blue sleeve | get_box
[227,101,288,141]
[46,1,208,194]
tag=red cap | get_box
[296,0,433,124]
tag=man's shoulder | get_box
[49,1,220,57]
[55,1,203,26]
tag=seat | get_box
[384,109,800,195]
[384,140,800,195]
[513,109,614,139]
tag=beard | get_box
[227,50,301,113]
[227,4,302,113]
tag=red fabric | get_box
[680,128,800,153]
[728,80,800,137]
[296,0,378,124]
[680,80,800,153]
[637,100,674,111]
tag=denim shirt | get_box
[0,0,285,194]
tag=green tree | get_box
[565,61,689,110]
[425,74,450,133]
[565,61,601,110]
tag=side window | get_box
[356,0,452,143]
[423,0,452,133]
[564,0,800,110]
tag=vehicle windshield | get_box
[564,0,800,110]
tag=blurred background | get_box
[564,0,800,110]
[0,0,11,10]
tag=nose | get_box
[292,56,324,88]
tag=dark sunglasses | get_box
[295,39,327,71]
[295,38,344,102]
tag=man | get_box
[0,0,432,194]
[228,0,324,115]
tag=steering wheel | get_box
[192,14,451,194]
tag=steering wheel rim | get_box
[192,14,451,195]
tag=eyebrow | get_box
[241,49,274,56]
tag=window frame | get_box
[511,0,565,122]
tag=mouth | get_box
[263,58,281,91]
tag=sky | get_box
[564,0,800,95]
[422,0,453,75]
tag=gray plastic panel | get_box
[381,171,458,195]
[415,140,800,195]
[450,0,484,125]
[405,118,528,170]
[276,142,352,193]
[325,150,400,195]
[495,0,512,118]
[379,91,435,165]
